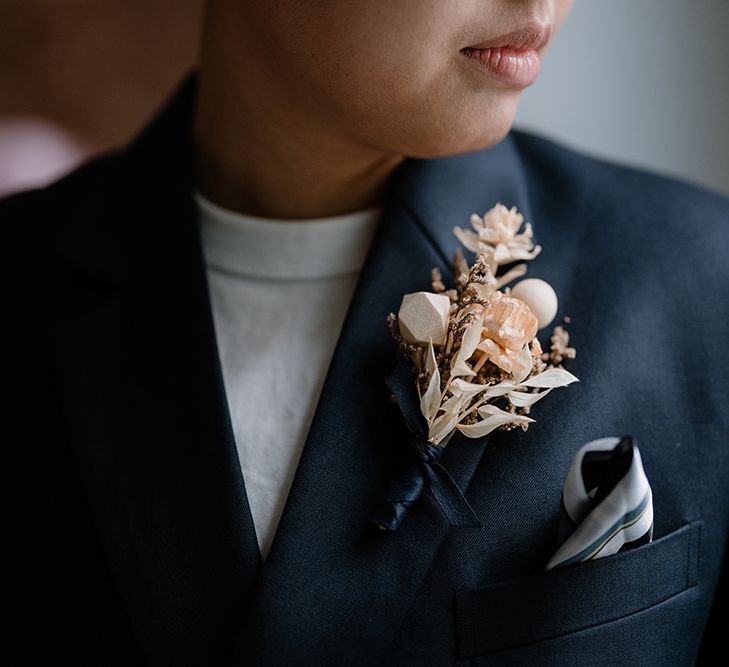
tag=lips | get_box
[464,24,551,53]
[460,22,551,88]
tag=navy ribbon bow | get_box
[370,357,482,532]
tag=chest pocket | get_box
[454,519,702,660]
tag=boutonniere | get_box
[371,203,578,532]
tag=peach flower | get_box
[472,292,538,377]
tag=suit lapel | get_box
[229,138,535,663]
[54,75,262,665]
[54,71,536,665]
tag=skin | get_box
[193,0,574,219]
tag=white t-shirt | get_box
[194,191,381,561]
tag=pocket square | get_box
[545,435,654,571]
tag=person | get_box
[5,1,727,664]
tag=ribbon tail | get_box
[369,465,427,532]
[422,459,482,527]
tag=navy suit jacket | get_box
[6,72,728,665]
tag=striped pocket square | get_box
[545,435,654,571]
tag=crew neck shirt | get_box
[195,190,381,561]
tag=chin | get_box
[397,95,520,159]
[408,118,516,160]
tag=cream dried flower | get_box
[452,203,542,273]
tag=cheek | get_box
[284,1,527,158]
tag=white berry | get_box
[510,278,558,330]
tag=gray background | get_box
[516,0,729,196]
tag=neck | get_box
[192,4,404,220]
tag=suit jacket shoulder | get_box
[1,146,132,319]
[510,128,729,299]
[511,127,729,215]
[511,127,729,227]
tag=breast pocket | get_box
[454,519,702,661]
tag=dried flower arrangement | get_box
[386,203,578,448]
[371,203,578,531]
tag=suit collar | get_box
[55,70,535,664]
